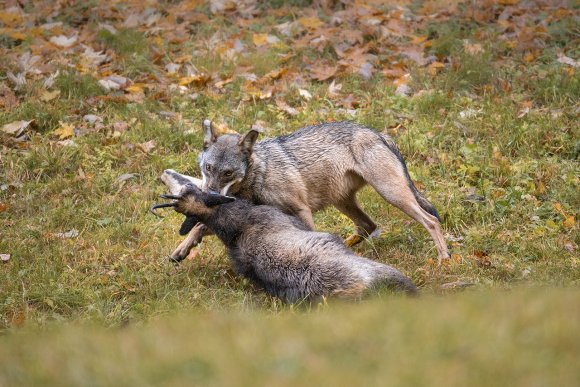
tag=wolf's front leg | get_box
[170,223,212,262]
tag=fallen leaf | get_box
[99,75,128,91]
[463,40,483,55]
[49,34,77,48]
[53,121,75,139]
[214,77,234,89]
[125,84,144,94]
[310,64,338,81]
[251,120,269,132]
[327,80,342,98]
[210,0,237,13]
[298,88,312,101]
[83,114,103,124]
[252,33,268,46]
[138,140,156,154]
[263,67,288,80]
[440,281,475,289]
[113,121,129,132]
[276,99,299,116]
[358,62,374,80]
[1,120,33,136]
[0,203,7,212]
[165,63,182,74]
[563,216,575,229]
[178,73,211,87]
[297,16,324,29]
[427,61,445,76]
[55,229,79,239]
[523,52,535,63]
[40,89,60,102]
[557,54,579,68]
[395,84,411,97]
[7,72,26,89]
[116,173,139,183]
[563,242,575,252]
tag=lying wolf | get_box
[164,120,448,262]
[151,184,418,302]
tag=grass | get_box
[1,289,578,386]
[0,0,578,384]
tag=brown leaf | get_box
[263,68,288,81]
[276,99,299,116]
[297,16,324,29]
[310,64,338,81]
[0,203,8,212]
[557,54,579,68]
[463,40,483,55]
[563,216,575,229]
[138,140,156,154]
[1,120,33,137]
[251,120,269,132]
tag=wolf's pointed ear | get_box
[238,129,260,155]
[203,119,219,150]
[204,193,236,207]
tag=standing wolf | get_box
[166,120,448,262]
[152,184,418,302]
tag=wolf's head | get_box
[198,119,260,196]
[150,183,235,225]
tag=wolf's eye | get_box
[223,170,233,177]
[205,164,212,172]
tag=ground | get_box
[0,0,578,385]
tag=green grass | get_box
[0,1,579,384]
[0,289,578,386]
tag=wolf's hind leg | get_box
[335,197,378,247]
[369,179,449,262]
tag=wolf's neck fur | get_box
[238,152,266,203]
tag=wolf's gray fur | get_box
[165,120,448,262]
[157,184,418,302]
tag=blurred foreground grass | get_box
[1,288,579,387]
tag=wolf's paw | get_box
[344,234,364,247]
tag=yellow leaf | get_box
[297,17,324,29]
[40,89,60,102]
[252,33,268,46]
[125,84,144,94]
[7,30,26,40]
[179,76,195,86]
[0,11,22,26]
[523,52,535,63]
[264,67,288,80]
[53,121,75,139]
[564,216,575,229]
[411,35,427,44]
[179,74,211,86]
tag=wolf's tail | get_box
[379,135,442,222]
